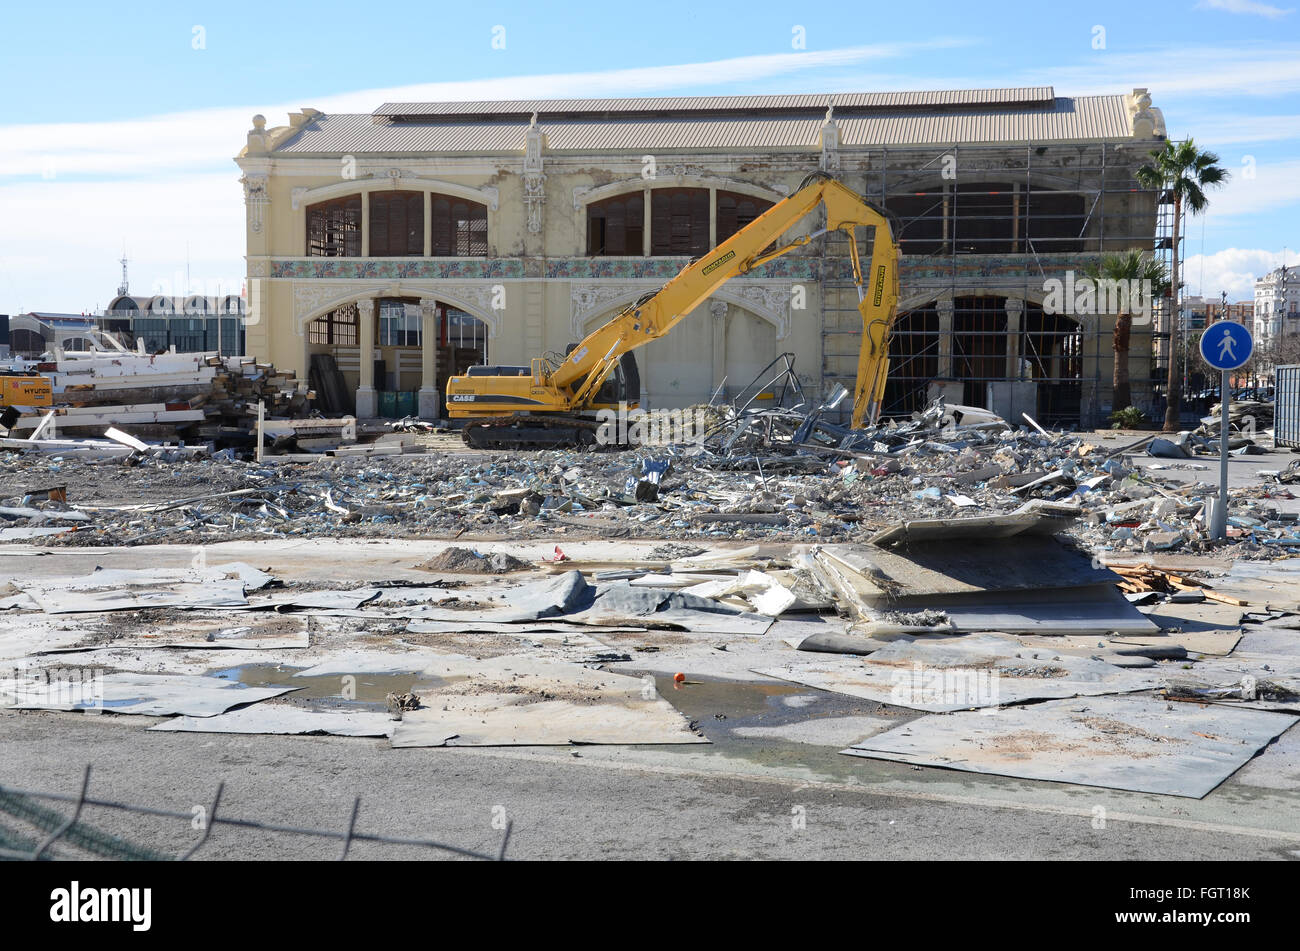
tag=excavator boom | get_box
[448,172,899,445]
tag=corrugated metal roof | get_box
[837,97,1134,146]
[371,87,1055,118]
[543,117,822,150]
[277,115,532,153]
[274,93,1136,155]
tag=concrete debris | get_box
[416,547,531,574]
[6,393,1300,804]
[3,391,1292,557]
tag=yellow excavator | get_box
[446,172,900,448]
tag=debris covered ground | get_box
[3,397,1300,556]
[4,394,1300,858]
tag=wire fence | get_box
[0,765,511,861]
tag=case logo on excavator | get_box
[872,265,887,307]
[702,250,735,277]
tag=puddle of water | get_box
[210,664,443,707]
[646,673,928,782]
[653,677,805,721]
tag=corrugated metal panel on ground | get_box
[1276,365,1300,449]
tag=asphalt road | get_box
[4,685,1300,861]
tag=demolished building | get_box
[235,86,1167,428]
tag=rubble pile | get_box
[0,395,1294,554]
[196,356,313,443]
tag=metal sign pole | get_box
[1200,320,1252,543]
[1214,368,1228,540]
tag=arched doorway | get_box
[951,295,1009,407]
[305,297,492,418]
[429,303,490,415]
[883,303,940,417]
[306,303,360,415]
[1020,304,1083,426]
[576,297,779,410]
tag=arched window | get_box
[369,191,424,257]
[587,193,645,256]
[886,183,1089,255]
[884,188,946,256]
[307,195,362,257]
[1023,188,1086,253]
[952,183,1015,254]
[10,329,45,357]
[716,191,773,244]
[431,196,488,256]
[307,304,358,345]
[651,188,709,256]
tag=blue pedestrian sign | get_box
[1200,320,1253,371]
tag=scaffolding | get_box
[817,141,1166,429]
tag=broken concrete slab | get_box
[815,535,1116,599]
[24,582,249,615]
[16,562,273,614]
[756,632,1160,711]
[868,500,1081,548]
[893,584,1161,636]
[37,617,310,653]
[842,695,1298,798]
[0,671,294,716]
[150,704,395,737]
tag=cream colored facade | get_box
[235,88,1165,424]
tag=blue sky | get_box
[2,0,1297,314]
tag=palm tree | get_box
[1084,250,1171,413]
[1137,139,1229,432]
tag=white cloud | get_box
[0,175,243,313]
[1185,247,1285,299]
[1174,113,1300,145]
[1196,0,1295,18]
[1035,44,1300,99]
[0,40,973,179]
[3,36,1296,315]
[1199,157,1300,218]
[0,41,979,313]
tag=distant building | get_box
[1182,296,1210,331]
[6,312,110,358]
[1254,264,1298,346]
[1212,301,1252,325]
[102,294,246,355]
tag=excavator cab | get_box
[574,347,640,410]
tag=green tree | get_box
[1137,139,1229,432]
[1084,250,1171,412]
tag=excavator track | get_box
[461,414,612,451]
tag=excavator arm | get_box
[447,172,899,440]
